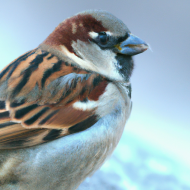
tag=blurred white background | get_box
[1,1,190,189]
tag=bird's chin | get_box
[115,54,134,82]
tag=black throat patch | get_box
[115,54,134,82]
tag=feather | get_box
[0,49,108,149]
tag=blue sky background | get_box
[1,0,190,179]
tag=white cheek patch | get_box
[60,45,98,72]
[60,40,124,81]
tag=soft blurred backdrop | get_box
[1,1,190,189]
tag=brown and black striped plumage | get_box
[0,49,108,149]
[0,9,147,152]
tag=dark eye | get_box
[98,32,109,44]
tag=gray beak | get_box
[116,33,148,56]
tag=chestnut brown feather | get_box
[43,14,107,54]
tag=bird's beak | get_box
[115,33,148,56]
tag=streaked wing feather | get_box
[0,120,67,149]
[0,49,108,149]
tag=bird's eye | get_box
[98,32,109,44]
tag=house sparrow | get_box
[0,10,148,190]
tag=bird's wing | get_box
[0,49,108,149]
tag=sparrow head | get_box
[41,10,148,82]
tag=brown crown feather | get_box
[43,14,107,53]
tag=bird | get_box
[0,10,148,190]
